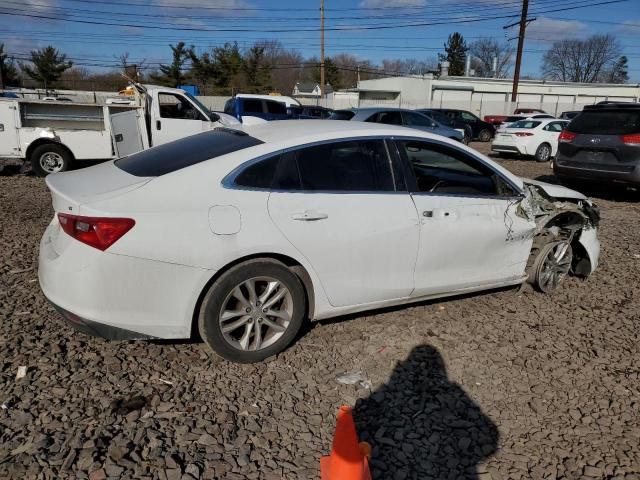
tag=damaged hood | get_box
[523,179,587,201]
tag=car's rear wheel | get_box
[478,129,492,142]
[530,241,573,293]
[534,143,552,162]
[198,259,306,363]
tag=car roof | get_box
[243,119,413,142]
[585,102,640,110]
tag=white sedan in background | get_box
[39,121,599,363]
[492,119,569,162]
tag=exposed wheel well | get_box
[190,253,315,340]
[26,140,75,164]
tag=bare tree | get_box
[116,52,146,82]
[469,38,514,78]
[542,34,622,83]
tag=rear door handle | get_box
[292,211,328,221]
[156,120,161,130]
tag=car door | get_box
[393,138,534,296]
[153,91,210,146]
[268,138,420,307]
[541,121,567,156]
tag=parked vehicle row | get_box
[39,120,601,363]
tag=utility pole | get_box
[509,0,529,102]
[320,0,325,97]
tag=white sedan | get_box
[39,121,600,363]
[492,119,569,161]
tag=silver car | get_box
[328,107,465,142]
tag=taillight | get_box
[559,130,577,143]
[58,213,135,251]
[514,132,533,137]
[621,133,640,145]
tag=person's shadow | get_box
[353,345,499,480]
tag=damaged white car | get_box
[39,121,600,363]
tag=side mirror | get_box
[209,112,220,122]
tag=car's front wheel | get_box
[198,259,306,363]
[529,241,573,293]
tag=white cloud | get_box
[525,17,587,41]
[616,19,640,35]
[360,0,426,7]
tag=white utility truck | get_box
[0,84,238,176]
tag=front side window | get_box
[403,111,434,127]
[265,101,287,115]
[366,111,403,125]
[158,93,204,120]
[274,140,395,192]
[397,140,512,196]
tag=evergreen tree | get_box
[20,46,72,90]
[607,56,629,84]
[153,42,190,87]
[0,43,20,88]
[439,33,468,76]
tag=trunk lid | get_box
[46,160,152,214]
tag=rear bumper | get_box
[492,144,524,155]
[554,158,640,186]
[39,219,214,339]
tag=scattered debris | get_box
[158,378,173,386]
[15,366,27,380]
[336,371,372,389]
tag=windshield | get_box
[116,128,263,177]
[328,110,355,120]
[184,92,216,121]
[508,120,541,129]
[568,110,640,135]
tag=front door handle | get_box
[292,211,328,221]
[156,120,161,130]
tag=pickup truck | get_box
[0,84,237,176]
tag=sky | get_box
[1,0,639,84]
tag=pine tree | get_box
[0,43,20,88]
[439,33,468,76]
[607,56,629,84]
[20,46,72,90]
[153,42,191,88]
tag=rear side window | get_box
[328,110,355,120]
[242,99,263,114]
[568,110,640,135]
[224,99,234,115]
[265,101,286,115]
[234,154,280,189]
[403,111,433,127]
[115,129,263,177]
[274,140,395,192]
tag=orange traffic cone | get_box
[320,406,372,480]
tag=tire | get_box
[534,143,552,163]
[529,241,573,293]
[30,143,73,177]
[478,129,492,142]
[198,259,306,363]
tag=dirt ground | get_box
[1,145,639,480]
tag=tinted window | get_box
[158,93,203,120]
[328,110,355,120]
[266,100,287,115]
[568,110,640,135]
[234,154,280,189]
[242,99,263,114]
[116,129,263,177]
[275,140,394,192]
[397,140,500,196]
[224,99,234,115]
[367,111,402,125]
[403,111,433,127]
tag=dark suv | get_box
[419,108,495,142]
[554,103,640,187]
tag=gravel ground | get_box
[1,146,640,480]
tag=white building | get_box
[326,74,640,117]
